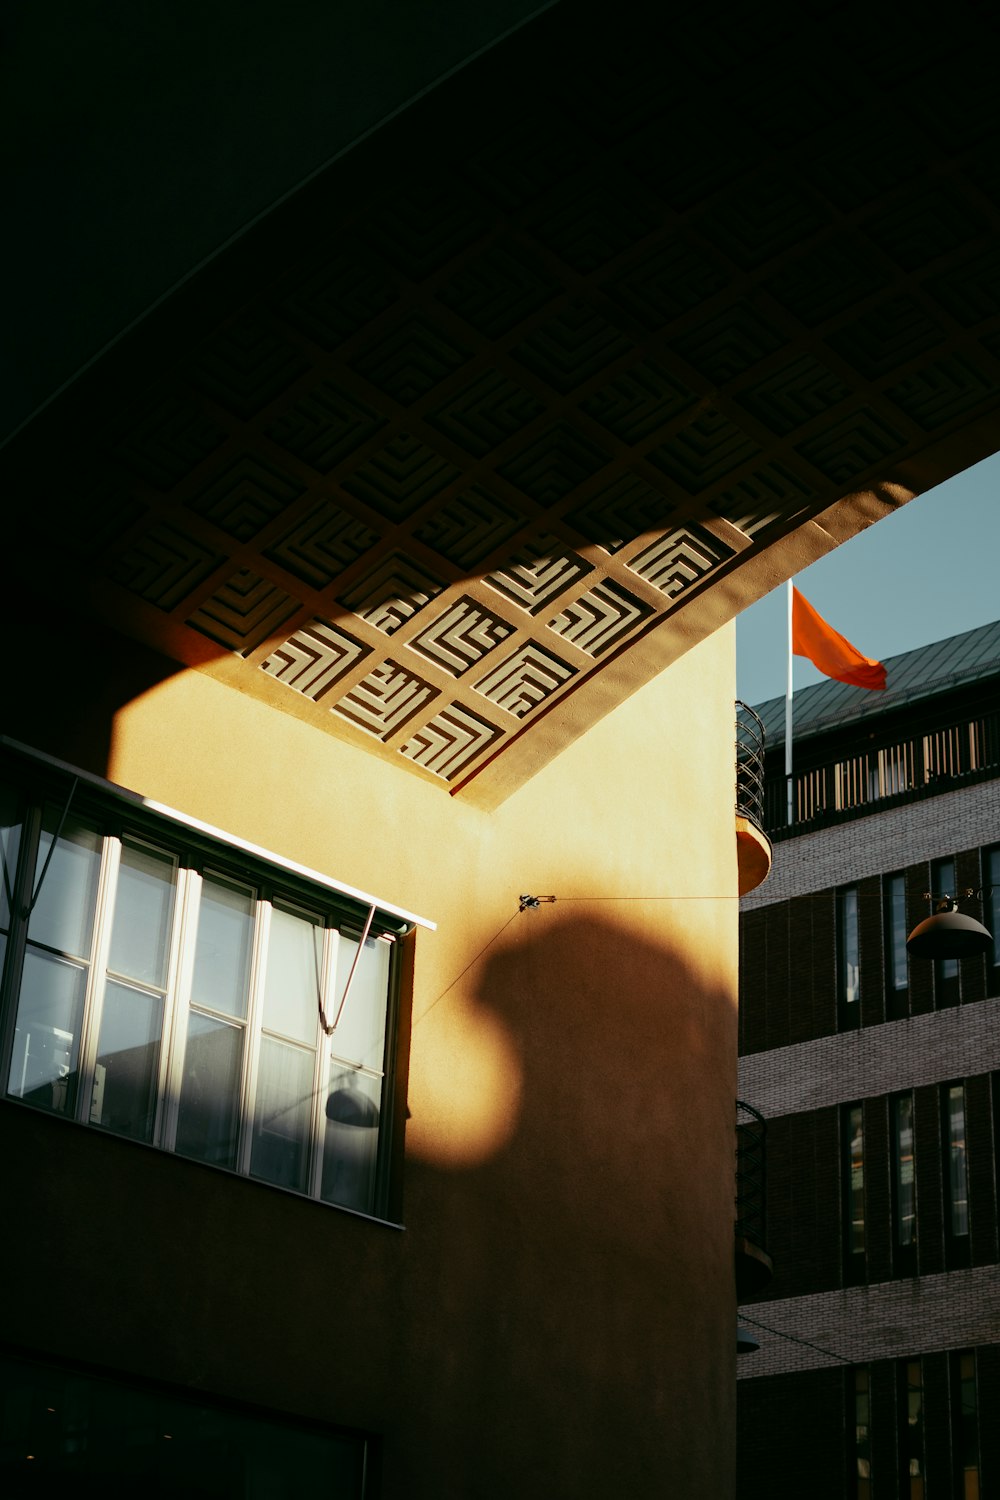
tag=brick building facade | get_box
[737,620,1000,1499]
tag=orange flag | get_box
[791,587,886,690]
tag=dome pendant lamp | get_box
[906,891,993,961]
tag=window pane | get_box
[956,1351,980,1500]
[895,1095,916,1247]
[91,979,163,1142]
[330,935,390,1072]
[989,849,1000,969]
[847,1105,865,1256]
[887,876,908,991]
[108,842,176,989]
[933,858,959,981]
[27,818,101,958]
[904,1358,925,1496]
[322,1068,382,1212]
[839,889,860,1006]
[947,1084,969,1238]
[854,1368,871,1499]
[191,878,253,1019]
[175,1013,244,1167]
[262,908,322,1045]
[7,949,86,1114]
[250,1038,313,1192]
[0,785,23,934]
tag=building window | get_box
[944,1082,971,1268]
[838,886,861,1027]
[987,846,1000,977]
[931,857,960,1001]
[851,1367,872,1500]
[899,1358,925,1500]
[842,1103,866,1284]
[884,873,909,1018]
[0,763,406,1217]
[0,1349,368,1493]
[892,1093,917,1275]
[951,1350,981,1500]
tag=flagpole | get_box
[785,580,794,826]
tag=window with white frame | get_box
[0,762,407,1217]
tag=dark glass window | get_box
[951,1350,981,1500]
[838,887,861,1027]
[899,1358,925,1500]
[987,847,1000,976]
[892,1092,917,1275]
[0,1350,367,1494]
[944,1082,971,1268]
[842,1103,866,1284]
[932,857,960,1002]
[884,873,909,1018]
[851,1367,872,1500]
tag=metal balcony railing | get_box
[762,704,1000,835]
[735,1099,767,1252]
[735,701,766,833]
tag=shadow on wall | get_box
[378,909,738,1496]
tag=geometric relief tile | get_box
[827,297,945,380]
[264,501,379,589]
[580,360,696,445]
[337,553,445,634]
[546,579,654,658]
[601,239,729,330]
[564,474,675,553]
[474,641,575,719]
[265,383,387,473]
[187,570,299,655]
[863,184,986,273]
[106,525,223,611]
[794,408,907,485]
[737,356,852,438]
[261,619,370,703]
[64,487,147,560]
[885,355,994,431]
[647,410,760,493]
[115,397,227,491]
[435,241,559,339]
[708,463,815,536]
[187,457,303,541]
[424,369,545,459]
[497,425,610,507]
[350,319,470,405]
[513,304,633,394]
[332,660,437,740]
[764,236,891,327]
[528,179,659,274]
[668,305,784,385]
[927,246,1000,326]
[626,524,734,599]
[361,185,485,279]
[189,318,309,418]
[486,539,592,615]
[342,433,462,521]
[411,486,523,570]
[698,175,831,269]
[409,596,515,676]
[400,702,504,781]
[278,250,399,350]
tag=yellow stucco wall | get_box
[2,616,739,1496]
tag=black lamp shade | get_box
[906,909,993,960]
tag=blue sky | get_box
[735,450,1000,710]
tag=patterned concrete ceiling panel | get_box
[7,1,1000,805]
